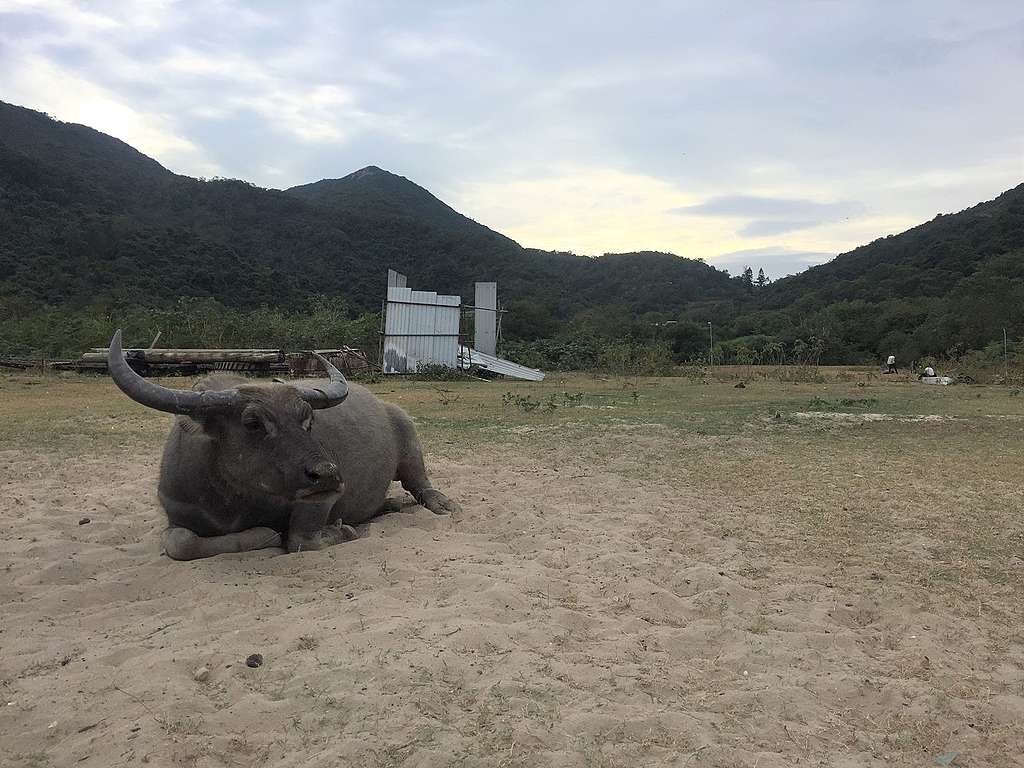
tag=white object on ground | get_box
[458,346,544,381]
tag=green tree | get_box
[741,266,754,293]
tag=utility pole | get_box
[708,321,714,367]
[1004,328,1009,383]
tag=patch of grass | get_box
[807,396,879,410]
[747,614,771,635]
[409,363,472,381]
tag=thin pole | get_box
[1004,327,1008,383]
[495,302,503,350]
[379,299,386,373]
[708,321,714,367]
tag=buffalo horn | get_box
[294,352,350,409]
[107,329,243,415]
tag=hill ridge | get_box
[1,98,1022,364]
[285,164,512,242]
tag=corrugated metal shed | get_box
[381,269,545,380]
[382,286,461,373]
[459,345,545,381]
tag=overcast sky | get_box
[2,1,1022,277]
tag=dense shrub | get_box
[0,295,379,357]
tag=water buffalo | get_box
[107,330,460,560]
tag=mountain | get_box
[0,101,173,191]
[1,98,1021,364]
[0,102,356,307]
[724,185,1024,363]
[286,166,513,242]
[0,100,742,353]
[762,184,1024,310]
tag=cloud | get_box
[385,31,488,59]
[739,220,824,237]
[673,195,865,220]
[710,247,836,280]
[155,46,363,143]
[1,52,223,176]
[0,0,122,30]
[456,168,741,257]
[671,195,867,237]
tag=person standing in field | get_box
[886,354,898,374]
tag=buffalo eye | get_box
[303,414,314,432]
[242,408,267,435]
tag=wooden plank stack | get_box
[51,347,371,377]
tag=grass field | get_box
[1,368,1022,767]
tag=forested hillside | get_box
[1,99,1021,366]
[765,185,1024,309]
[710,186,1024,365]
[0,101,744,355]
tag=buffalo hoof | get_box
[163,527,200,560]
[287,530,325,553]
[322,523,360,545]
[163,526,283,560]
[377,497,415,515]
[418,489,462,516]
[287,524,359,553]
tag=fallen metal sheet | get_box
[459,345,544,381]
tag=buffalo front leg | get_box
[397,452,462,516]
[287,494,358,553]
[162,526,283,561]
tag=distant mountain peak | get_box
[347,165,388,177]
[286,165,514,243]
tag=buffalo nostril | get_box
[306,461,338,484]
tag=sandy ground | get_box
[1,373,1023,767]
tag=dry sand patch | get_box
[1,375,1022,767]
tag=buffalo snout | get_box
[304,460,341,490]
